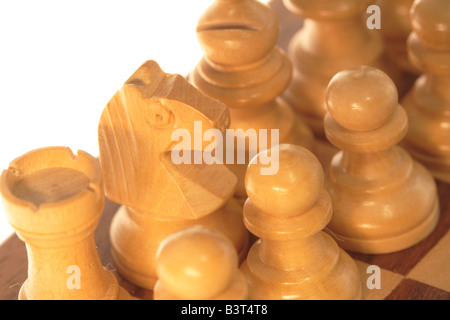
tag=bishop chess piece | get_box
[240,144,363,300]
[400,0,450,183]
[0,147,131,300]
[324,65,440,254]
[191,0,315,200]
[282,0,401,139]
[154,225,248,300]
[98,60,249,291]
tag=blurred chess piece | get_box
[324,65,440,254]
[377,0,419,78]
[191,0,315,200]
[98,60,249,291]
[282,0,402,139]
[240,144,363,299]
[400,0,450,183]
[154,225,248,300]
[0,147,131,300]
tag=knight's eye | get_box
[146,99,175,129]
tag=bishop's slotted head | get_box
[191,0,315,199]
[196,0,279,69]
[324,65,440,254]
[240,144,363,300]
[153,225,248,300]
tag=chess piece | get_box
[377,0,419,97]
[154,225,248,300]
[240,144,363,300]
[191,0,315,200]
[0,147,131,300]
[282,0,400,137]
[324,66,440,254]
[377,0,418,75]
[98,60,249,291]
[400,0,450,183]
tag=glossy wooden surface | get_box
[0,0,449,301]
[377,0,418,75]
[324,66,440,254]
[282,0,401,137]
[98,60,249,290]
[240,144,363,299]
[0,147,131,300]
[191,0,315,199]
[154,225,248,300]
[400,0,450,183]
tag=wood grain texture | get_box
[0,0,448,301]
[385,279,450,300]
[98,60,249,291]
[0,174,448,300]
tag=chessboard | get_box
[0,0,449,301]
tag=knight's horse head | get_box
[98,60,236,219]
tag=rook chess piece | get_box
[324,65,440,254]
[98,60,249,291]
[240,144,363,300]
[191,0,315,200]
[0,147,131,300]
[400,0,450,183]
[154,225,248,300]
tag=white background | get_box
[1,0,274,243]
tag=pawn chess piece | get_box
[154,225,248,300]
[0,147,131,300]
[240,144,363,300]
[191,0,315,200]
[282,0,401,138]
[324,66,440,254]
[400,0,450,183]
[98,60,249,291]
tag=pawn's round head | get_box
[155,225,238,300]
[196,0,279,67]
[411,0,450,50]
[325,66,398,132]
[245,144,324,218]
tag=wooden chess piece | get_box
[98,60,249,291]
[0,147,131,300]
[239,144,363,300]
[154,225,248,300]
[282,0,401,138]
[191,0,315,200]
[324,65,440,254]
[377,0,419,75]
[400,0,450,183]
